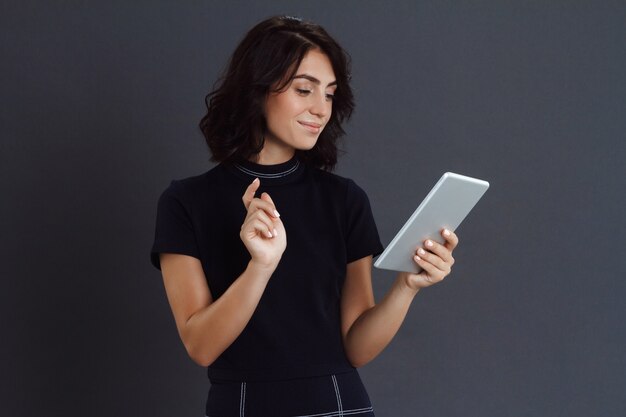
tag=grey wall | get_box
[2,1,625,416]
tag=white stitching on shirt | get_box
[293,406,374,417]
[239,382,246,417]
[209,407,373,417]
[331,375,344,416]
[234,160,300,179]
[212,378,373,417]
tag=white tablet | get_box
[374,172,489,274]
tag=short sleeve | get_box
[345,179,384,263]
[150,180,200,271]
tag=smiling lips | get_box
[298,121,322,133]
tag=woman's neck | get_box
[252,144,296,165]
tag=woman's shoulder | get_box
[158,164,226,200]
[308,166,367,195]
[309,166,351,186]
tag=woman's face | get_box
[261,49,337,163]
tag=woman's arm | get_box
[160,253,275,367]
[341,229,458,367]
[160,178,286,366]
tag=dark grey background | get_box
[2,1,625,416]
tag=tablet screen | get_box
[374,172,489,274]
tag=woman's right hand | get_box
[240,178,287,270]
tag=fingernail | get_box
[274,210,280,218]
[415,255,421,261]
[266,230,273,238]
[253,178,259,183]
[418,248,426,255]
[443,229,450,236]
[426,240,433,247]
[273,228,278,237]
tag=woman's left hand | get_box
[401,229,459,291]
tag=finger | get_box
[248,197,280,219]
[242,218,275,239]
[422,239,454,265]
[248,209,278,237]
[416,247,449,272]
[260,192,280,218]
[442,229,459,250]
[413,255,445,282]
[242,178,260,210]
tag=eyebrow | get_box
[292,74,337,87]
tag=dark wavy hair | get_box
[199,15,354,171]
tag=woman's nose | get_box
[310,92,329,118]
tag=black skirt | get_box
[205,369,375,417]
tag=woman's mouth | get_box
[298,121,322,134]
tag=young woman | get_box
[150,15,458,417]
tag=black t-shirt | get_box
[150,156,383,382]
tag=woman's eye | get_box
[296,89,312,95]
[325,93,335,101]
